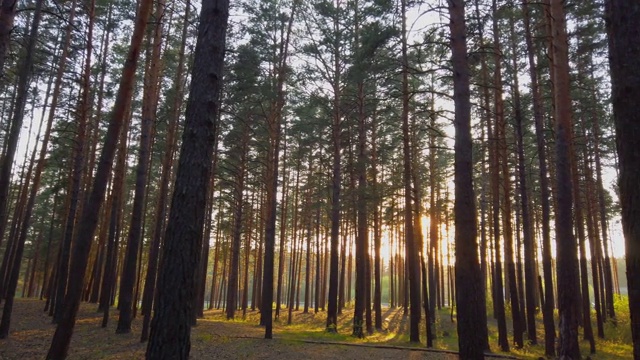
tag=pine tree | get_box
[45,0,154,356]
[604,1,640,357]
[145,0,229,357]
[550,0,580,357]
[448,0,488,357]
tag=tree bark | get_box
[509,10,537,345]
[448,0,488,357]
[492,0,523,347]
[261,0,298,338]
[326,0,342,333]
[0,0,74,336]
[522,0,555,355]
[550,0,580,358]
[604,1,640,357]
[145,0,228,358]
[399,0,421,343]
[45,0,153,356]
[0,0,43,254]
[0,0,17,79]
[226,124,249,320]
[140,0,188,342]
[117,0,164,334]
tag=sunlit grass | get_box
[198,296,633,359]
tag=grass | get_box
[202,295,634,359]
[3,298,633,359]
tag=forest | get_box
[0,0,638,359]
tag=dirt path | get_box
[0,299,464,359]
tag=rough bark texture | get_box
[145,0,228,358]
[605,1,640,358]
[448,0,488,357]
[550,0,580,358]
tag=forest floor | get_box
[0,298,633,359]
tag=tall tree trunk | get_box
[40,187,60,300]
[448,0,488,356]
[353,0,368,333]
[275,139,289,320]
[604,1,640,357]
[371,112,382,330]
[117,0,164,334]
[226,126,249,320]
[51,0,92,323]
[325,0,342,333]
[583,146,605,339]
[400,0,421,343]
[210,208,223,310]
[0,0,43,254]
[492,0,523,347]
[241,193,255,319]
[427,105,438,345]
[140,0,188,342]
[45,0,153,356]
[314,208,320,314]
[522,0,555,355]
[252,190,264,312]
[509,11,537,345]
[572,138,596,353]
[0,95,37,300]
[593,101,616,322]
[550,0,580,358]
[261,0,299,339]
[0,0,77,336]
[145,0,229,357]
[287,160,302,324]
[303,160,314,314]
[99,115,129,325]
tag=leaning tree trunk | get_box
[139,0,187,343]
[45,0,153,356]
[604,1,640,357]
[0,0,43,254]
[0,0,70,337]
[116,0,164,334]
[448,0,488,357]
[145,0,229,358]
